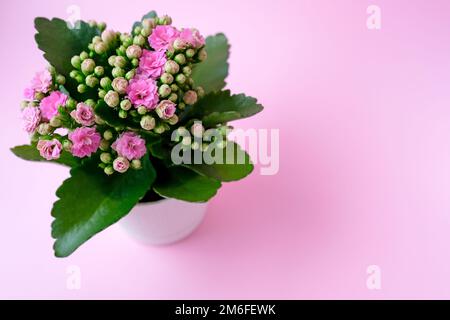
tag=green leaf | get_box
[192,34,230,93]
[51,154,156,257]
[11,145,80,167]
[132,11,158,32]
[34,17,99,98]
[181,90,264,126]
[153,166,221,203]
[184,142,253,182]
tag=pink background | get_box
[1,0,450,299]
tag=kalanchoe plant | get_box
[11,11,263,257]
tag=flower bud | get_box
[80,51,89,60]
[108,55,117,67]
[168,93,178,102]
[100,139,110,151]
[95,115,105,125]
[119,109,127,119]
[100,152,112,164]
[104,166,114,175]
[131,159,142,170]
[66,98,77,110]
[114,56,127,68]
[92,36,102,44]
[98,90,106,99]
[140,115,156,130]
[131,58,140,67]
[140,27,151,37]
[37,123,52,135]
[183,90,198,105]
[196,86,205,98]
[168,114,179,125]
[84,99,96,107]
[130,110,138,117]
[164,60,180,74]
[94,66,104,77]
[112,67,125,78]
[77,84,87,93]
[160,73,174,84]
[166,46,175,59]
[88,20,97,28]
[158,84,171,98]
[170,84,179,92]
[103,130,113,140]
[158,15,172,25]
[101,30,116,45]
[113,157,130,173]
[133,26,142,36]
[112,77,128,94]
[142,18,157,30]
[71,55,82,69]
[175,74,187,85]
[120,99,132,111]
[137,106,148,115]
[85,75,99,88]
[116,45,126,57]
[133,35,146,46]
[198,48,207,62]
[56,74,66,85]
[49,116,62,128]
[104,90,119,107]
[126,45,142,59]
[182,66,192,77]
[173,38,187,51]
[186,48,196,58]
[178,102,186,110]
[97,22,107,31]
[34,92,45,101]
[81,58,95,75]
[174,53,186,65]
[94,42,108,54]
[153,123,166,134]
[63,140,72,152]
[100,77,112,89]
[125,69,136,80]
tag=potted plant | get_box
[11,11,263,257]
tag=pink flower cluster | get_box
[112,132,147,161]
[149,26,205,51]
[69,127,101,158]
[126,78,159,109]
[23,69,52,100]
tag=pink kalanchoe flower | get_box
[39,91,68,121]
[21,106,41,133]
[155,100,176,120]
[180,28,205,48]
[112,132,146,161]
[149,25,180,51]
[69,127,101,158]
[113,157,130,173]
[30,69,52,93]
[136,49,167,79]
[70,103,96,126]
[23,87,35,100]
[37,139,62,160]
[126,77,159,109]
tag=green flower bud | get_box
[94,66,104,77]
[37,123,52,135]
[88,43,94,51]
[168,93,178,102]
[101,30,117,45]
[174,53,186,65]
[97,22,106,31]
[63,140,72,152]
[140,27,151,37]
[126,45,142,59]
[100,152,112,164]
[98,89,107,99]
[182,66,192,77]
[114,56,127,68]
[140,115,156,130]
[104,90,119,107]
[95,115,105,125]
[170,84,179,92]
[69,70,79,79]
[167,114,179,125]
[84,99,96,107]
[160,73,174,84]
[131,159,142,170]
[104,166,114,175]
[88,20,97,28]
[198,48,207,61]
[49,116,61,127]
[56,74,66,85]
[125,69,136,80]
[178,102,186,110]
[81,58,95,75]
[158,15,172,25]
[66,98,77,110]
[153,123,166,134]
[116,45,126,57]
[112,67,125,78]
[130,110,138,117]
[34,92,45,101]
[137,106,148,115]
[120,99,132,111]
[196,86,205,98]
[100,139,110,151]
[142,18,157,30]
[112,77,128,95]
[158,84,172,98]
[164,60,179,74]
[166,46,175,59]
[173,38,187,51]
[103,130,113,140]
[119,109,128,119]
[92,36,102,44]
[94,42,108,55]
[108,55,117,67]
[100,77,112,89]
[133,35,146,46]
[80,51,89,60]
[75,74,84,84]
[186,48,196,58]
[133,26,142,36]
[77,84,87,93]
[71,55,82,69]
[183,90,198,105]
[131,58,139,67]
[175,74,187,85]
[85,75,99,88]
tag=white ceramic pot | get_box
[119,198,208,245]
